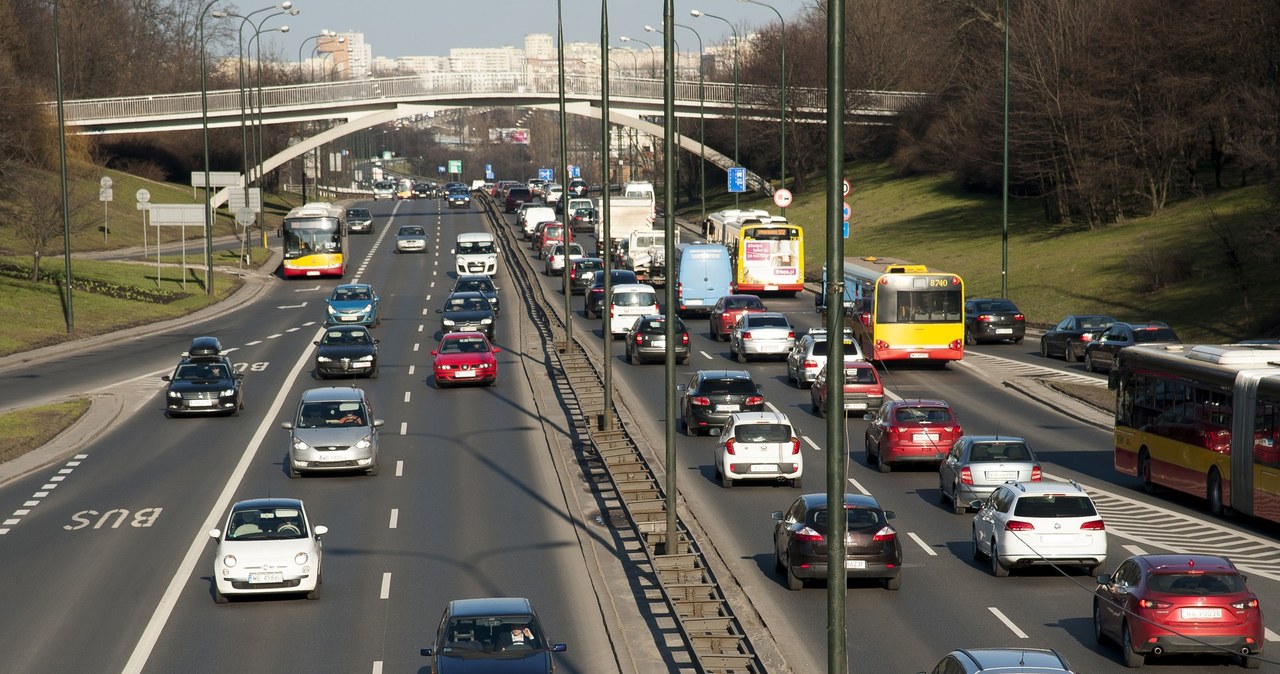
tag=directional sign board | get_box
[438,166,446,174]
[190,171,240,188]
[538,167,554,182]
[149,204,205,225]
[728,167,746,193]
[447,159,462,174]
[569,165,580,179]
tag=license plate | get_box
[1180,607,1222,620]
[749,464,777,473]
[188,399,215,408]
[340,316,358,322]
[455,370,476,378]
[908,352,928,359]
[765,284,778,291]
[845,560,866,569]
[985,471,1016,480]
[912,433,940,443]
[843,402,868,410]
[685,299,703,305]
[715,404,739,412]
[248,572,283,584]
[306,271,320,277]
[996,328,1013,334]
[652,340,665,348]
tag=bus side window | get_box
[1256,398,1280,467]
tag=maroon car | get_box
[709,294,766,342]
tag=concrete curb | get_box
[1002,378,1113,432]
[0,392,124,485]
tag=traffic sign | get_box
[538,167,554,182]
[235,207,256,228]
[100,177,113,189]
[569,164,580,179]
[99,188,113,202]
[843,221,849,239]
[135,188,150,204]
[773,188,793,209]
[728,167,746,193]
[842,179,851,197]
[842,202,851,222]
[447,159,462,174]
[438,166,446,174]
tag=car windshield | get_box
[226,506,307,541]
[748,316,790,328]
[969,442,1032,462]
[843,367,879,384]
[974,300,1019,312]
[332,288,371,302]
[459,241,496,254]
[398,227,425,236]
[442,617,542,654]
[615,291,657,307]
[456,279,495,293]
[698,378,756,395]
[346,209,370,219]
[447,297,490,312]
[321,329,371,346]
[894,406,953,424]
[175,363,229,381]
[296,401,367,428]
[1147,572,1245,595]
[1134,327,1179,343]
[1012,495,1098,518]
[439,337,490,354]
[813,506,886,531]
[734,423,791,443]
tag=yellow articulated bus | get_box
[822,256,965,363]
[280,202,347,278]
[1112,343,1280,523]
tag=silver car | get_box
[281,387,384,478]
[395,225,428,253]
[730,312,796,363]
[938,436,1041,514]
[785,327,865,388]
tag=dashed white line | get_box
[802,436,820,451]
[400,422,407,435]
[23,501,38,507]
[41,484,55,490]
[372,661,383,674]
[3,519,19,526]
[988,607,1028,638]
[34,491,49,498]
[403,392,412,403]
[408,365,415,375]
[267,333,283,339]
[286,327,300,333]
[845,476,871,496]
[50,476,65,482]
[700,351,714,360]
[388,510,399,530]
[422,308,429,316]
[243,340,262,346]
[14,509,30,516]
[303,321,317,326]
[395,460,404,477]
[906,532,938,556]
[413,343,420,352]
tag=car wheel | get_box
[737,349,748,364]
[883,575,901,591]
[990,541,1009,577]
[626,349,635,364]
[709,324,717,340]
[791,475,802,489]
[964,330,976,346]
[951,483,967,515]
[306,571,321,600]
[865,436,877,466]
[877,452,892,473]
[813,399,823,417]
[1121,622,1145,668]
[1207,469,1225,517]
[1240,653,1262,669]
[720,472,733,488]
[680,356,690,365]
[786,564,804,591]
[1093,600,1108,644]
[1138,449,1155,494]
[1084,352,1097,373]
[213,587,229,604]
[774,552,785,574]
[287,461,300,479]
[1064,343,1078,363]
[972,530,987,561]
[1040,340,1050,358]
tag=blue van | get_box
[674,243,733,316]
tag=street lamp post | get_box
[600,0,615,430]
[619,35,656,78]
[198,0,220,295]
[740,0,786,215]
[53,0,74,329]
[661,0,678,557]
[557,0,573,348]
[691,9,739,206]
[251,22,292,200]
[298,30,330,82]
[676,22,706,224]
[613,45,639,76]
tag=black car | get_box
[313,325,379,379]
[626,314,691,365]
[162,340,244,417]
[453,275,501,314]
[771,492,902,591]
[412,182,432,199]
[585,269,639,318]
[569,207,598,233]
[964,298,1026,345]
[437,291,496,339]
[567,257,604,294]
[678,370,763,436]
[1083,321,1181,374]
[1039,314,1116,362]
[345,207,373,233]
[421,597,567,673]
[447,187,471,209]
[566,178,589,197]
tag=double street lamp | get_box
[740,0,786,214]
[676,22,707,223]
[248,22,292,197]
[690,9,740,206]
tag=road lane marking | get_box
[988,607,1028,638]
[802,436,820,451]
[1123,544,1147,556]
[121,325,325,674]
[400,422,407,435]
[408,365,415,375]
[418,324,424,332]
[267,333,283,339]
[907,532,937,556]
[372,661,382,674]
[845,476,871,496]
[389,510,399,529]
[403,392,411,403]
[700,351,713,360]
[422,308,429,316]
[764,402,780,414]
[414,343,420,352]
[1267,628,1279,642]
[396,461,404,477]
[286,327,299,333]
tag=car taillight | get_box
[1014,314,1025,322]
[635,334,645,345]
[790,438,800,455]
[1138,598,1172,609]
[787,331,795,339]
[1030,466,1042,481]
[690,396,711,406]
[742,331,752,340]
[724,439,737,455]
[872,526,896,542]
[1080,519,1106,530]
[681,333,689,345]
[1231,598,1260,610]
[1080,333,1094,342]
[794,527,823,543]
[977,314,994,322]
[746,395,764,406]
[803,359,817,369]
[1004,520,1035,531]
[960,467,973,485]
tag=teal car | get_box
[325,283,381,327]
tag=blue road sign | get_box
[728,167,746,193]
[843,221,850,239]
[538,168,554,182]
[485,164,492,173]
[569,165,580,178]
[437,166,446,174]
[485,170,494,180]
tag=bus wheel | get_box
[1207,470,1225,517]
[1138,449,1155,494]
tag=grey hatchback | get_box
[938,436,1042,514]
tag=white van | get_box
[522,206,557,240]
[455,232,499,276]
[608,283,660,336]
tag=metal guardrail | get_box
[478,193,765,673]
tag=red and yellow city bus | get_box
[280,203,347,278]
[836,256,965,362]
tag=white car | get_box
[608,283,659,336]
[544,242,585,276]
[730,312,796,362]
[209,498,326,602]
[971,480,1107,577]
[714,412,802,488]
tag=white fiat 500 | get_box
[209,498,326,603]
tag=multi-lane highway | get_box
[0,193,1277,673]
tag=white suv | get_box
[971,480,1107,577]
[715,412,802,489]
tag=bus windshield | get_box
[876,288,962,324]
[283,218,341,258]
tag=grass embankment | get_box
[682,163,1278,342]
[0,399,91,463]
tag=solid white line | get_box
[395,460,404,477]
[122,325,325,674]
[400,422,407,435]
[1123,544,1148,556]
[403,391,411,403]
[389,509,399,529]
[988,607,1029,638]
[802,436,820,451]
[907,532,937,556]
[765,401,780,414]
[845,476,871,496]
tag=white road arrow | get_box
[277,301,308,309]
[293,285,322,293]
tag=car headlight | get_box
[222,555,237,568]
[221,389,236,397]
[292,438,313,452]
[481,318,493,325]
[354,435,372,450]
[442,319,455,326]
[317,356,332,362]
[168,390,182,398]
[360,304,372,313]
[327,305,338,315]
[356,355,374,362]
[294,552,309,565]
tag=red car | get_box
[864,399,962,473]
[1094,554,1264,668]
[810,361,884,417]
[708,294,766,342]
[431,332,500,388]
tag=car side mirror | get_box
[1095,574,1111,585]
[373,339,381,345]
[313,341,320,346]
[676,384,686,392]
[862,413,875,421]
[314,525,328,537]
[234,373,244,380]
[162,375,172,382]
[552,644,567,653]
[770,511,783,521]
[208,529,221,541]
[420,648,435,657]
[430,350,438,356]
[373,419,385,428]
[281,422,294,430]
[492,347,502,353]
[969,500,984,510]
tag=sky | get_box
[256,0,802,59]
